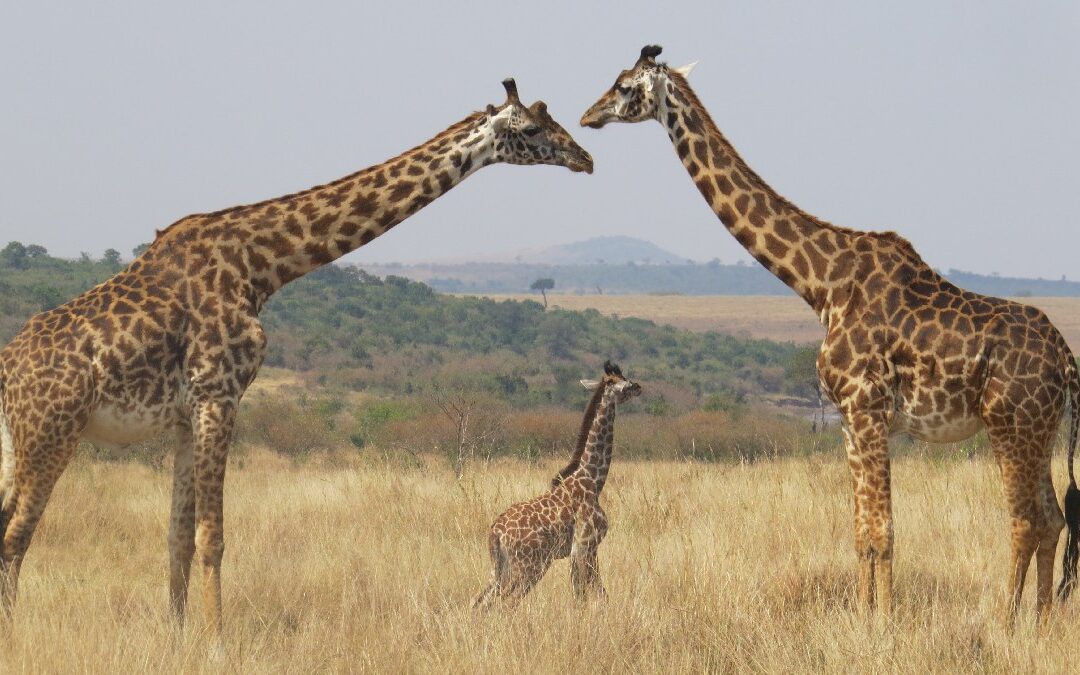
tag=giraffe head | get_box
[487,78,594,173]
[551,360,642,488]
[581,361,643,404]
[579,45,695,129]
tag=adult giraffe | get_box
[581,45,1079,619]
[0,78,592,637]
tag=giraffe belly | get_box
[83,403,177,447]
[891,409,984,443]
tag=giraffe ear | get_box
[580,379,601,391]
[673,62,698,78]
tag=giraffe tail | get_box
[473,531,508,610]
[1057,348,1080,601]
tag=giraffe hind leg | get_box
[1035,467,1065,620]
[986,424,1053,622]
[502,559,548,606]
[0,395,13,554]
[168,433,196,625]
[0,397,11,550]
[0,438,79,610]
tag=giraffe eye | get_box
[522,125,541,137]
[616,85,632,96]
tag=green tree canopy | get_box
[530,277,555,308]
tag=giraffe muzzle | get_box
[566,149,594,174]
[579,102,614,130]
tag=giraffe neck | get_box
[570,390,617,496]
[658,72,858,313]
[151,110,496,304]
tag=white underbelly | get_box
[891,410,984,443]
[82,404,174,447]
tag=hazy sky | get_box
[2,2,1078,279]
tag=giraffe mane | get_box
[152,111,489,242]
[550,377,608,489]
[665,69,932,266]
[663,70,863,241]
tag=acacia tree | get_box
[530,277,555,308]
[101,248,123,271]
[1,242,28,269]
[427,384,504,481]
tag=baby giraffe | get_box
[475,361,641,607]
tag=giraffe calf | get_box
[474,362,641,607]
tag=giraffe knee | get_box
[195,524,224,566]
[870,523,894,560]
[1040,505,1065,545]
[168,532,195,562]
[1010,515,1039,550]
[852,521,875,558]
[2,524,31,563]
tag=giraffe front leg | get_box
[191,399,235,640]
[168,432,196,625]
[571,543,604,598]
[570,509,607,599]
[842,420,894,615]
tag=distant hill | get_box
[362,258,1080,297]
[508,235,689,266]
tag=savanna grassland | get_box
[4,246,1080,672]
[5,447,1078,673]
[481,293,1080,347]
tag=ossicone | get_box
[502,78,520,104]
[639,44,663,62]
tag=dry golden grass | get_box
[483,294,1080,347]
[4,447,1079,672]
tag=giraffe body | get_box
[581,46,1080,618]
[474,362,640,607]
[0,79,592,637]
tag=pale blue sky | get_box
[2,2,1078,278]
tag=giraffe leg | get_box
[191,399,236,639]
[991,451,1040,623]
[168,431,196,625]
[1035,467,1065,621]
[0,439,78,611]
[570,509,608,599]
[985,419,1057,623]
[841,420,893,614]
[841,429,873,609]
[472,580,497,609]
[498,556,549,606]
[570,542,604,598]
[1003,483,1038,623]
